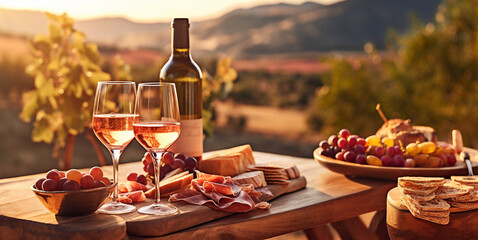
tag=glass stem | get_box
[111,149,122,203]
[150,151,163,204]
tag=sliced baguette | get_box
[447,200,478,209]
[450,190,478,202]
[401,197,449,218]
[435,183,473,199]
[403,195,450,211]
[403,192,436,202]
[233,171,267,188]
[451,176,478,184]
[399,185,438,195]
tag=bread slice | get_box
[402,197,449,218]
[447,200,478,209]
[435,183,473,199]
[233,171,267,188]
[398,177,445,188]
[451,190,478,202]
[398,176,445,184]
[403,195,450,211]
[399,185,438,195]
[404,192,436,202]
[451,176,478,184]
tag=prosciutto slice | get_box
[169,174,271,212]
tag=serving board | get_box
[0,171,306,239]
[126,176,306,237]
[314,147,478,181]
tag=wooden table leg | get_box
[331,216,378,240]
[369,210,390,240]
[304,224,333,240]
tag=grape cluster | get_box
[318,129,368,164]
[34,167,111,191]
[318,128,458,168]
[141,152,197,181]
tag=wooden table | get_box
[0,152,396,240]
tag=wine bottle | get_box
[159,18,203,160]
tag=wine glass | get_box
[92,81,137,214]
[133,82,180,215]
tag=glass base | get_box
[138,203,179,215]
[97,202,136,214]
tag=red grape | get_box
[57,177,68,190]
[375,146,385,157]
[319,140,329,149]
[356,137,366,147]
[381,155,393,166]
[81,174,95,189]
[335,152,345,160]
[127,173,138,181]
[162,164,172,174]
[101,177,111,186]
[172,159,186,170]
[347,136,357,146]
[184,157,197,170]
[338,138,348,149]
[393,155,405,167]
[59,171,66,178]
[355,154,367,164]
[35,178,46,190]
[447,155,457,166]
[328,135,339,146]
[344,151,356,162]
[318,148,327,156]
[339,129,351,139]
[93,180,106,188]
[354,144,365,154]
[89,166,103,180]
[42,179,58,191]
[404,158,416,167]
[162,152,175,165]
[63,180,81,191]
[46,170,61,182]
[386,147,396,156]
[174,153,186,161]
[142,152,153,166]
[147,163,155,176]
[393,146,402,155]
[136,174,147,185]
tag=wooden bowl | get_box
[386,187,478,239]
[313,148,477,181]
[31,183,116,216]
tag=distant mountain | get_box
[0,0,441,56]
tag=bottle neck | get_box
[172,27,190,57]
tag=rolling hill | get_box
[0,0,441,56]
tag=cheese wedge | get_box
[145,172,193,198]
[198,144,255,177]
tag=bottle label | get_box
[168,118,203,158]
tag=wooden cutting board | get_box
[0,172,306,239]
[126,176,307,237]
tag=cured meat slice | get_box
[169,174,271,212]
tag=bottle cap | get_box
[172,18,189,28]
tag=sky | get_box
[0,0,341,22]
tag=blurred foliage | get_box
[229,71,322,108]
[20,12,131,159]
[308,0,478,145]
[202,57,238,136]
[0,55,31,103]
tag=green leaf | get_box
[85,43,100,63]
[31,35,52,54]
[34,73,46,89]
[49,23,61,43]
[89,72,111,83]
[20,90,39,122]
[32,117,54,143]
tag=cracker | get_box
[435,183,473,199]
[403,196,450,211]
[451,190,478,202]
[399,185,438,196]
[401,197,449,218]
[451,176,478,184]
[404,192,436,202]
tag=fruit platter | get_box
[314,106,478,180]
